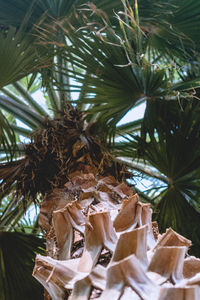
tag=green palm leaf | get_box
[0,231,45,300]
[117,98,200,255]
[155,189,200,257]
[48,7,168,128]
[138,0,200,59]
[47,0,200,130]
[0,112,16,160]
[0,95,45,129]
[0,25,51,89]
[0,0,122,28]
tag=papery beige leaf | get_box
[158,286,200,300]
[112,225,148,269]
[71,265,106,300]
[53,201,86,259]
[33,255,66,300]
[33,171,200,300]
[154,228,192,250]
[113,194,139,232]
[78,211,117,273]
[148,246,187,284]
[183,256,200,279]
[100,254,159,300]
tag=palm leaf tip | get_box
[0,25,53,89]
[0,111,16,159]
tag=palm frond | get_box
[154,188,200,257]
[44,6,168,129]
[116,98,200,254]
[12,82,47,116]
[0,111,16,160]
[0,95,45,129]
[116,118,143,136]
[0,0,122,27]
[0,25,51,89]
[138,0,200,60]
[43,0,200,132]
[0,231,45,300]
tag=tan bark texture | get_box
[33,169,200,299]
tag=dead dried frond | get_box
[33,175,200,299]
[0,106,130,206]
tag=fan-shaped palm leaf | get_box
[116,98,200,256]
[0,25,51,89]
[0,0,122,28]
[46,9,167,128]
[46,0,200,131]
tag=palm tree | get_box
[0,1,124,299]
[41,0,200,255]
[0,0,200,298]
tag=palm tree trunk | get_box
[33,163,200,299]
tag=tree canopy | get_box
[0,0,200,298]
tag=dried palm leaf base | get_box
[33,173,200,299]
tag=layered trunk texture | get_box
[33,167,200,300]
